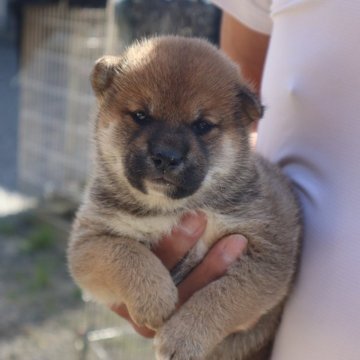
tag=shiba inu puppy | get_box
[68,36,302,360]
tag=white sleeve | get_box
[211,0,272,35]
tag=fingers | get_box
[111,304,155,338]
[153,211,207,270]
[177,234,247,305]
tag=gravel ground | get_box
[0,210,154,360]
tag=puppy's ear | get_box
[237,85,264,125]
[91,56,121,100]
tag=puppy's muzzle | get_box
[150,146,184,173]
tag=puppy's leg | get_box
[155,237,295,360]
[68,221,178,330]
[206,306,281,360]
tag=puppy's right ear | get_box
[91,56,121,100]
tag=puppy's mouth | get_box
[147,175,182,194]
[149,176,178,187]
[145,174,194,199]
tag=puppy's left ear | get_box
[237,85,264,125]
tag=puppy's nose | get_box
[151,148,183,172]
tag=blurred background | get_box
[0,0,220,359]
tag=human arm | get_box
[220,11,270,94]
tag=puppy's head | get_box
[92,36,262,205]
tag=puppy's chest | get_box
[109,210,237,284]
[110,210,229,250]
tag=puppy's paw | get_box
[128,281,178,330]
[155,321,207,360]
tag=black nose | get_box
[151,148,184,172]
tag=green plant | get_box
[0,220,16,235]
[31,262,51,290]
[21,224,55,253]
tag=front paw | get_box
[127,281,178,330]
[155,320,207,360]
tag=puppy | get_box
[68,36,302,360]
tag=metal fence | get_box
[76,297,153,360]
[18,3,108,201]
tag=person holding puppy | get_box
[114,1,360,359]
[214,2,360,359]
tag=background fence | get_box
[18,3,107,200]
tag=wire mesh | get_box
[18,3,106,201]
[77,297,154,360]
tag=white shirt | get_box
[212,1,360,359]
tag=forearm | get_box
[220,11,270,94]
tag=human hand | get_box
[111,212,247,338]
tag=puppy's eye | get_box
[131,111,151,126]
[191,119,215,136]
